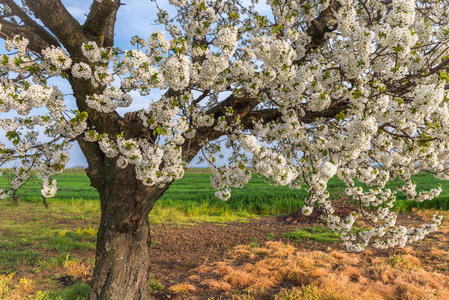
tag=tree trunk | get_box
[42,196,49,209]
[12,190,18,206]
[86,161,166,300]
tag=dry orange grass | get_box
[212,261,234,276]
[224,270,254,287]
[187,274,201,282]
[230,245,255,259]
[201,279,232,291]
[167,282,196,294]
[429,248,449,259]
[0,274,36,300]
[64,260,93,281]
[266,241,296,257]
[181,210,449,298]
[190,240,449,299]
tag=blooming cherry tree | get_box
[0,159,35,206]
[0,0,448,298]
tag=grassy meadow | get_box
[1,170,449,219]
[1,170,449,299]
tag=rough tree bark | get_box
[71,81,165,299]
[85,157,166,300]
[89,192,153,299]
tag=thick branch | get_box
[84,0,121,46]
[103,3,120,47]
[181,94,260,162]
[207,94,259,117]
[293,1,340,65]
[180,0,341,158]
[241,101,349,130]
[0,0,60,52]
[0,19,58,53]
[24,0,85,55]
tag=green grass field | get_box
[1,171,449,221]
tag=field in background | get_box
[1,170,449,220]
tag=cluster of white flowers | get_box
[197,54,230,89]
[48,149,70,173]
[123,50,164,92]
[97,134,119,158]
[93,66,113,86]
[387,0,416,26]
[41,177,57,198]
[144,96,181,129]
[72,62,92,79]
[162,55,191,91]
[0,164,33,201]
[148,30,170,53]
[215,26,238,57]
[169,0,187,7]
[0,189,8,199]
[214,188,231,201]
[81,41,101,62]
[0,33,73,199]
[86,88,131,113]
[210,165,252,200]
[86,124,186,188]
[253,37,296,71]
[192,111,215,127]
[42,46,72,76]
[135,143,185,187]
[4,35,29,54]
[254,149,298,186]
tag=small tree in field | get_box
[0,0,449,298]
[0,152,61,207]
[1,158,35,206]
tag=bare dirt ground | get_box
[151,217,301,285]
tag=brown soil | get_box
[150,217,306,284]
